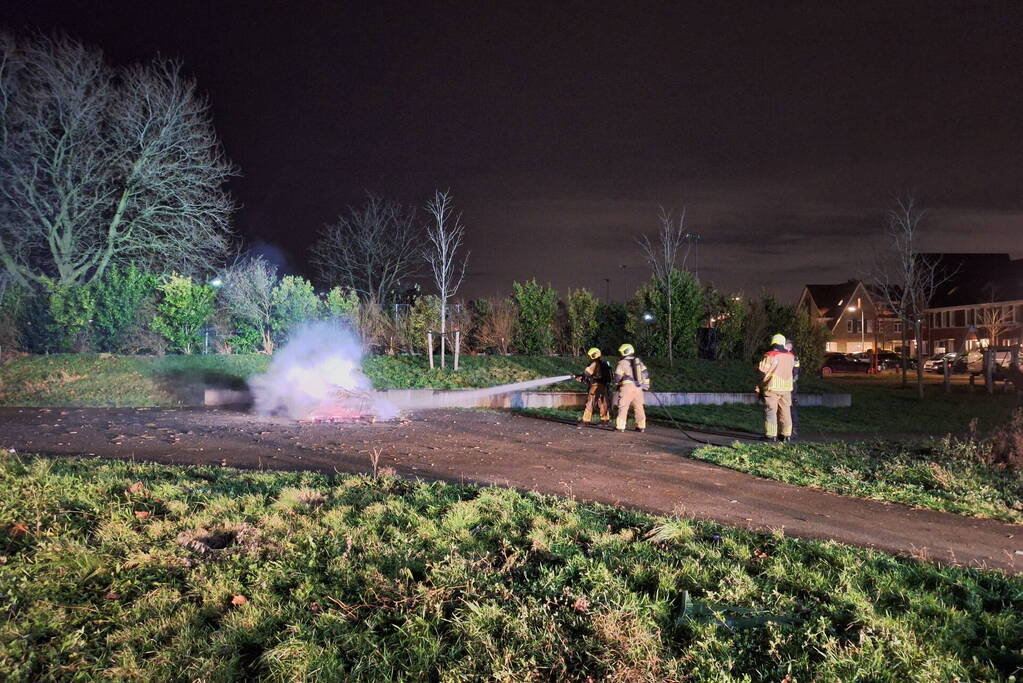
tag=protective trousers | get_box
[615,382,646,431]
[763,390,792,438]
[582,383,610,423]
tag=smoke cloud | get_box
[249,321,397,420]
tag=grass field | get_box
[0,353,829,407]
[526,375,1020,437]
[691,437,1023,523]
[0,454,1020,680]
[649,380,1019,436]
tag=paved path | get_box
[0,406,1019,573]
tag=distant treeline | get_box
[0,260,829,374]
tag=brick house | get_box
[797,280,901,353]
[921,254,1023,354]
[798,253,1023,356]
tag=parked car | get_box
[923,352,958,373]
[955,347,1017,379]
[820,353,875,376]
[846,351,910,371]
[873,350,916,371]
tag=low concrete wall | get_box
[205,387,851,409]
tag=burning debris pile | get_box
[249,321,398,422]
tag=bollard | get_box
[454,330,460,371]
[943,358,951,393]
[985,348,994,395]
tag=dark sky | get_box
[7,1,1023,300]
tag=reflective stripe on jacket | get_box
[614,356,650,390]
[758,349,795,392]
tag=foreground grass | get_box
[0,354,829,406]
[1,455,1021,680]
[692,439,1023,524]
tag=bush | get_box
[566,288,598,356]
[512,279,558,355]
[324,286,359,324]
[91,265,157,353]
[628,269,703,359]
[270,276,320,346]
[405,295,440,353]
[0,281,27,353]
[791,308,830,378]
[985,408,1023,471]
[46,282,96,352]
[150,274,216,354]
[477,298,517,354]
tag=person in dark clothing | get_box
[785,340,800,437]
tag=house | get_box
[922,254,1023,353]
[797,279,900,353]
[798,253,1023,356]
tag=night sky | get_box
[7,1,1023,301]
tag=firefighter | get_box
[614,343,650,432]
[756,333,796,442]
[784,340,800,437]
[575,347,612,427]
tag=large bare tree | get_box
[638,207,695,366]
[424,190,468,369]
[0,33,235,287]
[312,193,421,306]
[871,196,948,399]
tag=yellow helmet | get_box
[770,333,786,346]
[618,343,634,356]
[586,347,601,359]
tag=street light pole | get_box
[859,297,864,353]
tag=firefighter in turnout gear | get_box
[575,347,612,426]
[756,333,796,442]
[614,343,650,432]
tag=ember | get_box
[303,389,383,423]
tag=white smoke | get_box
[249,320,397,420]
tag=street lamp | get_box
[847,300,864,353]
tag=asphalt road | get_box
[0,406,1019,573]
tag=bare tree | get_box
[638,207,696,366]
[871,196,948,399]
[979,305,1010,346]
[220,256,279,353]
[479,298,517,355]
[0,33,235,287]
[312,193,421,305]
[424,190,468,369]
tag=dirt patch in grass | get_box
[176,522,264,557]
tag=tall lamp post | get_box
[847,300,864,353]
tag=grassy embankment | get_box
[1,454,1020,680]
[0,353,823,407]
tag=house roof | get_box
[804,280,861,319]
[924,253,1023,308]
